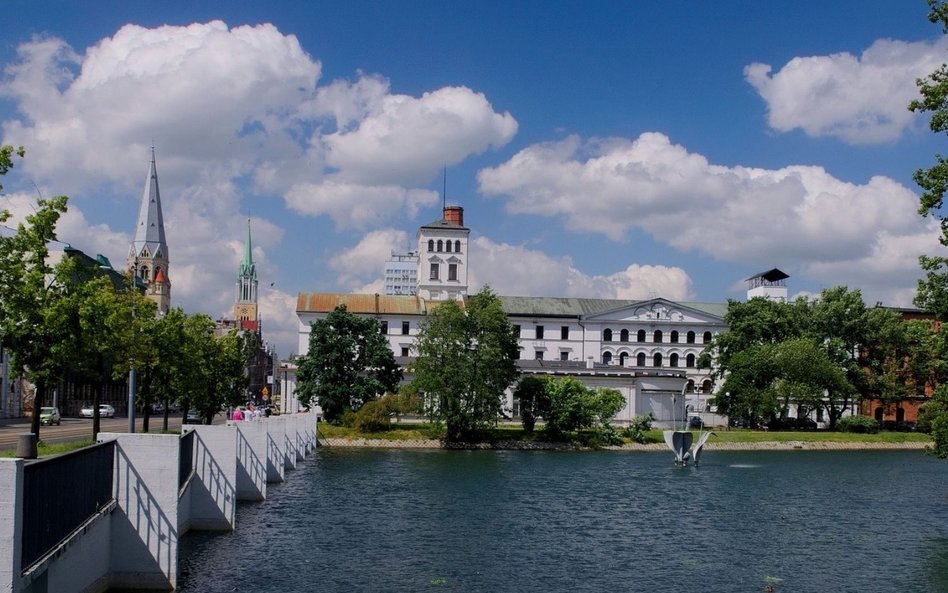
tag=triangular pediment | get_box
[583,298,723,324]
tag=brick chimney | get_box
[443,206,464,226]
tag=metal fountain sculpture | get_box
[663,386,713,466]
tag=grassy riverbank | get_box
[317,421,933,448]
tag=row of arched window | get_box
[602,329,712,344]
[428,239,462,253]
[601,351,697,368]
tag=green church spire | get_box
[239,218,255,279]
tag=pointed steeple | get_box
[234,219,259,326]
[128,147,171,314]
[133,147,168,258]
[238,218,255,279]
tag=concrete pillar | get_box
[267,416,287,481]
[235,422,267,501]
[98,433,179,591]
[185,425,237,531]
[281,416,297,470]
[0,459,24,593]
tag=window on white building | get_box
[430,263,439,280]
[402,321,410,335]
[448,263,458,281]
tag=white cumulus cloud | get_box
[477,132,941,306]
[328,229,412,290]
[0,21,518,357]
[323,85,518,186]
[469,236,694,301]
[745,37,948,144]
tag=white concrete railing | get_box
[0,411,319,593]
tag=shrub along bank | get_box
[316,421,932,448]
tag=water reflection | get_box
[178,449,948,593]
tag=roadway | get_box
[0,414,198,452]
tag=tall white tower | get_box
[416,206,469,301]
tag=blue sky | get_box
[2,1,947,357]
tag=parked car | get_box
[40,406,61,426]
[80,404,116,418]
[688,415,704,429]
[184,409,202,424]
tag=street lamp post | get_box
[127,367,136,433]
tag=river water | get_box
[178,448,948,593]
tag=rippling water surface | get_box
[178,449,948,593]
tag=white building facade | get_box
[294,205,730,427]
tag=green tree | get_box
[170,313,230,424]
[699,296,808,380]
[192,327,246,424]
[921,385,948,457]
[712,343,781,424]
[0,192,73,438]
[411,287,519,442]
[140,308,191,431]
[907,0,948,455]
[0,145,25,185]
[539,376,625,440]
[52,270,150,439]
[296,305,402,423]
[513,376,548,432]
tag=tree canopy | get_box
[1,152,251,437]
[411,287,519,442]
[0,190,72,437]
[908,0,948,457]
[704,287,912,429]
[296,304,402,423]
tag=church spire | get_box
[128,147,171,314]
[234,219,259,327]
[239,218,255,278]
[133,147,168,252]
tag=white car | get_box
[80,404,116,418]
